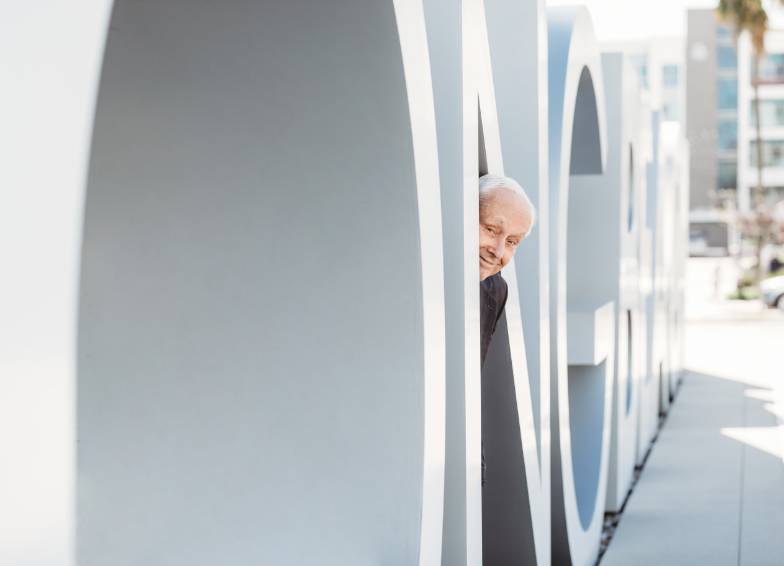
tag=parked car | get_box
[760,275,784,309]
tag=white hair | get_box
[478,174,536,237]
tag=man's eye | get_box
[507,240,519,247]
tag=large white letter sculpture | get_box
[597,53,645,513]
[658,123,690,403]
[643,113,682,423]
[638,116,689,454]
[77,2,445,565]
[547,7,614,566]
[476,0,552,565]
[0,3,693,565]
[638,110,664,461]
[424,0,482,564]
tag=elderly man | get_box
[479,174,535,366]
[479,174,535,489]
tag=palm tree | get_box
[717,0,769,284]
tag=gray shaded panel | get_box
[78,2,427,565]
[481,315,538,566]
[686,9,719,210]
[567,173,618,304]
[567,362,607,530]
[478,107,488,176]
[569,68,604,176]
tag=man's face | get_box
[479,188,533,281]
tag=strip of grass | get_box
[727,286,760,300]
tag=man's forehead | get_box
[482,192,530,215]
[483,186,529,212]
[482,213,528,236]
[482,214,508,228]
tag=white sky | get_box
[545,0,750,42]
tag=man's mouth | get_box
[480,256,496,267]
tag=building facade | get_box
[686,9,739,211]
[738,28,784,211]
[603,36,685,126]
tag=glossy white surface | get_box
[0,2,112,565]
[423,0,481,564]
[393,1,448,564]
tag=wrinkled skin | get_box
[479,187,533,281]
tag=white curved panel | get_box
[669,137,689,391]
[547,7,614,566]
[646,114,679,418]
[637,110,662,464]
[77,2,444,565]
[598,53,644,513]
[0,3,112,565]
[633,97,657,468]
[423,1,482,564]
[473,1,551,565]
[393,2,448,563]
[657,123,689,401]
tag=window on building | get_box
[751,99,784,127]
[630,54,648,89]
[662,65,679,87]
[718,160,737,189]
[717,45,737,70]
[717,25,733,40]
[717,78,738,110]
[718,120,738,151]
[758,54,784,83]
[750,140,784,167]
[662,102,679,121]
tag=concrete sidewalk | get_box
[600,371,784,566]
[600,259,784,566]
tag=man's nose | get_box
[493,236,505,258]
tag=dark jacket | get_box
[480,272,508,367]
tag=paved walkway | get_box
[601,258,784,566]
